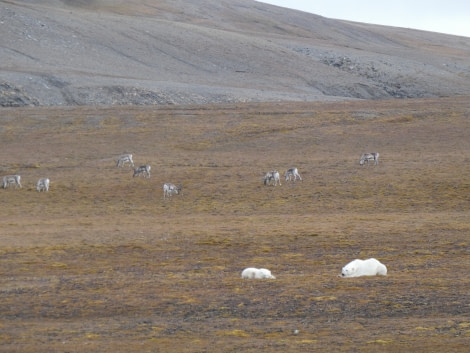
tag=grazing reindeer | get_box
[2,175,22,189]
[284,167,302,182]
[264,170,281,186]
[36,178,50,192]
[163,183,182,199]
[116,154,134,168]
[359,152,379,166]
[133,165,151,178]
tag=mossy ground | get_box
[0,97,469,352]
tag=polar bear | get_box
[241,267,276,279]
[341,258,387,277]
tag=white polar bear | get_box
[241,267,276,279]
[341,258,387,277]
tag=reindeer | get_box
[133,165,151,178]
[2,175,22,189]
[359,152,379,166]
[36,178,50,192]
[116,154,134,168]
[163,183,182,199]
[264,170,281,186]
[284,167,302,182]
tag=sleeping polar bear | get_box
[241,267,276,279]
[341,258,387,277]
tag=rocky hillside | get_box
[1,0,470,106]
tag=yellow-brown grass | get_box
[0,97,469,352]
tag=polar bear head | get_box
[257,268,276,279]
[341,260,359,277]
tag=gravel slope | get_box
[1,0,470,106]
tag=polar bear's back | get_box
[241,267,258,279]
[358,258,387,276]
[374,259,387,275]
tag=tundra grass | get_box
[0,97,469,352]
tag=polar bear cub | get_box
[241,267,276,279]
[341,258,387,277]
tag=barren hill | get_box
[1,0,470,106]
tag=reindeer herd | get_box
[116,154,181,199]
[2,152,379,195]
[1,152,179,199]
[1,174,50,192]
[263,168,303,186]
[262,152,377,188]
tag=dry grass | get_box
[0,97,469,352]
